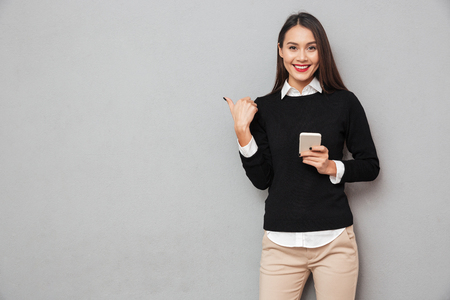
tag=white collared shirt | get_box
[281,76,323,98]
[238,79,345,248]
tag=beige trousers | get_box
[259,226,359,300]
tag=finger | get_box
[310,145,327,152]
[302,158,328,172]
[237,101,257,110]
[223,97,235,112]
[301,159,319,169]
[300,150,317,157]
[236,98,258,115]
[303,156,326,163]
[299,150,310,157]
[305,150,327,156]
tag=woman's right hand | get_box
[224,96,258,147]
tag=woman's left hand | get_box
[300,146,337,176]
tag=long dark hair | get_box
[271,12,347,94]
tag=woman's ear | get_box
[278,43,283,58]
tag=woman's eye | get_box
[289,46,297,50]
[307,46,317,51]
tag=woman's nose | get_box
[297,50,307,61]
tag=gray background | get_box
[1,0,449,299]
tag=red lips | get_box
[293,65,310,72]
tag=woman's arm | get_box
[224,96,257,147]
[240,109,274,190]
[300,93,379,183]
[341,93,380,182]
[225,97,273,190]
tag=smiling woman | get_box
[272,13,347,94]
[224,12,379,300]
[277,25,320,92]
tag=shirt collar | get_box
[280,77,322,99]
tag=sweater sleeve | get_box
[239,100,274,190]
[341,93,380,183]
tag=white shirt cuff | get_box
[238,136,258,158]
[329,160,345,184]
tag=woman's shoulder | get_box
[254,90,282,105]
[326,89,369,118]
[326,89,356,99]
[326,89,362,106]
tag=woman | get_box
[224,12,379,300]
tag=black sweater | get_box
[240,90,379,232]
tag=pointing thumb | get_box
[223,97,234,112]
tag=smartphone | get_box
[299,132,322,155]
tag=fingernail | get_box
[223,97,227,101]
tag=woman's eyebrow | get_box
[286,41,317,46]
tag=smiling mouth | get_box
[294,65,310,72]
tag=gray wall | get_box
[1,0,449,299]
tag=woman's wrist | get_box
[325,160,337,177]
[235,126,252,147]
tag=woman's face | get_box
[278,25,319,93]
